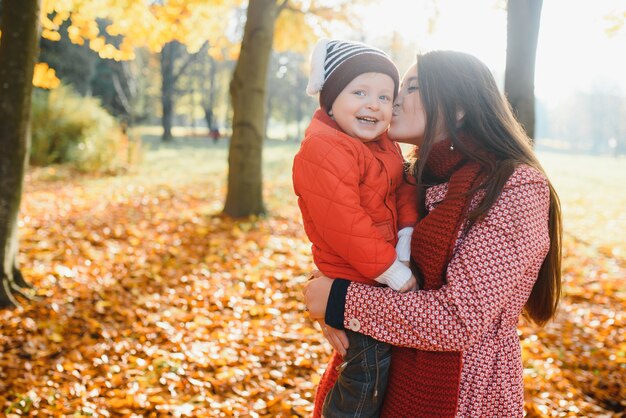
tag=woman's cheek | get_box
[389,119,420,145]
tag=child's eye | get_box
[379,95,391,102]
[353,90,366,96]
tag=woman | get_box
[303,50,562,417]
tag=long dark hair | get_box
[414,50,562,326]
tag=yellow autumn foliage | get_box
[32,63,60,90]
[41,28,61,41]
[1,0,359,89]
[36,0,355,60]
[274,9,318,53]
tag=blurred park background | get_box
[0,0,624,416]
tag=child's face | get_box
[330,72,394,143]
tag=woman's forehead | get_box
[403,63,417,77]
[401,64,418,85]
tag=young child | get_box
[292,39,418,417]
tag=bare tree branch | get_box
[172,42,208,82]
[112,72,132,115]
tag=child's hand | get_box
[398,275,417,293]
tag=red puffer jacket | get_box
[293,109,417,285]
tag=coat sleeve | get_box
[293,134,398,279]
[341,168,551,350]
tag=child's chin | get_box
[357,134,380,143]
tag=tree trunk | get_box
[505,0,543,141]
[0,0,41,309]
[265,93,273,140]
[203,57,217,131]
[224,0,280,217]
[111,60,138,128]
[161,41,202,142]
[161,41,176,142]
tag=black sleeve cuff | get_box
[325,279,350,330]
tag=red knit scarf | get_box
[381,138,484,418]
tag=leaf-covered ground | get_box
[1,137,624,417]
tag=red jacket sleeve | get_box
[293,134,397,279]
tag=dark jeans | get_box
[322,330,391,418]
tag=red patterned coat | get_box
[293,109,417,285]
[337,165,551,417]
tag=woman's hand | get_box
[303,271,334,320]
[318,320,349,357]
[304,271,349,355]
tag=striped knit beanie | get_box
[306,39,399,112]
